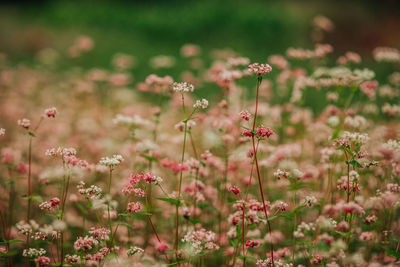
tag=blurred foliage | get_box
[0,0,399,83]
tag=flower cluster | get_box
[77,182,103,200]
[126,246,144,256]
[193,99,209,109]
[99,154,124,167]
[39,197,60,211]
[248,63,273,76]
[182,228,219,254]
[172,82,195,93]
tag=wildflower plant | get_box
[1,15,400,267]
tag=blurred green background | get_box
[0,0,399,81]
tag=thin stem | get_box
[148,216,170,264]
[27,137,32,223]
[59,172,70,267]
[108,168,113,235]
[251,76,274,266]
[0,211,13,267]
[292,190,297,264]
[174,120,188,256]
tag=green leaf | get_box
[112,221,133,228]
[266,213,292,221]
[197,203,221,213]
[346,160,363,168]
[23,195,43,202]
[134,211,152,216]
[291,205,306,214]
[118,213,131,217]
[0,239,24,245]
[184,217,200,225]
[238,255,257,261]
[155,197,181,206]
[288,182,311,191]
[167,261,186,266]
[28,131,36,137]
[141,154,158,163]
[76,203,88,215]
[0,251,17,256]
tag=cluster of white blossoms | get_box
[64,254,81,264]
[173,82,194,93]
[126,246,144,256]
[45,147,77,157]
[77,182,103,200]
[153,175,163,185]
[303,195,318,207]
[340,131,370,146]
[22,248,46,258]
[294,222,316,238]
[373,47,400,63]
[344,115,368,130]
[273,169,289,180]
[112,114,151,127]
[16,220,33,235]
[382,139,400,151]
[256,258,291,267]
[316,216,337,230]
[182,228,219,255]
[0,128,5,136]
[353,68,375,80]
[99,154,124,167]
[193,99,209,109]
[382,103,400,116]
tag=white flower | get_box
[303,195,318,207]
[127,246,144,256]
[173,82,194,93]
[112,114,151,127]
[327,116,340,127]
[99,154,124,167]
[22,248,46,258]
[153,176,163,185]
[193,99,209,109]
[353,68,375,80]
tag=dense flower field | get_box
[1,17,400,267]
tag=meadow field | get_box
[0,1,400,266]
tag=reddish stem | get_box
[148,216,170,264]
[250,76,275,266]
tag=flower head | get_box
[99,154,124,167]
[18,118,31,129]
[248,63,272,76]
[173,82,194,93]
[193,99,209,109]
[44,107,57,118]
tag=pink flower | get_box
[17,162,27,173]
[359,231,374,241]
[35,256,51,266]
[242,129,254,137]
[248,63,272,76]
[50,197,60,208]
[360,80,378,99]
[17,118,31,129]
[127,202,142,213]
[228,186,241,195]
[255,126,274,138]
[239,110,251,121]
[363,215,377,224]
[64,155,88,168]
[156,242,169,253]
[44,107,57,118]
[245,240,260,248]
